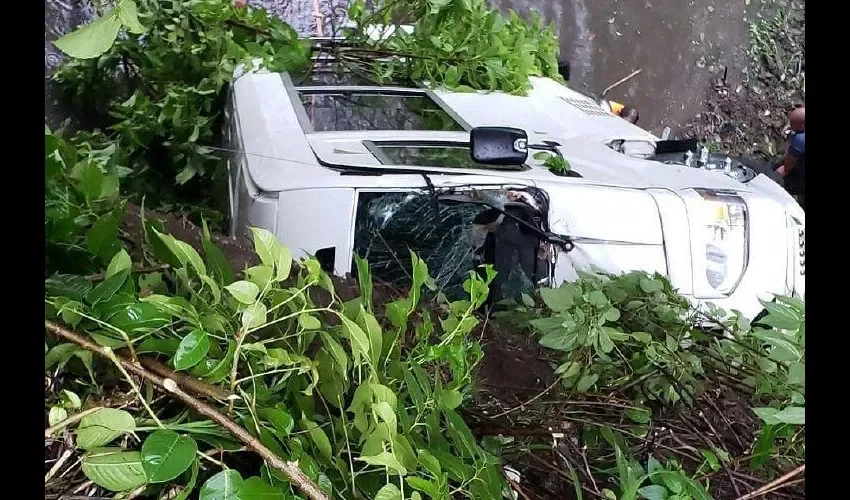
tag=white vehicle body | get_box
[223,64,805,319]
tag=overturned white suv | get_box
[222,61,805,319]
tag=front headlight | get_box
[693,190,749,297]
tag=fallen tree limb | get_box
[136,355,234,402]
[44,320,329,500]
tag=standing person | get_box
[775,107,805,209]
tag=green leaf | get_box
[77,162,105,201]
[700,449,720,471]
[54,12,122,59]
[108,302,172,334]
[638,485,668,500]
[640,277,663,293]
[106,249,132,278]
[76,408,136,450]
[632,332,653,343]
[137,337,180,356]
[86,213,121,261]
[749,424,776,471]
[407,477,439,497]
[173,329,211,371]
[354,254,373,311]
[358,306,384,368]
[597,327,615,353]
[200,469,244,500]
[625,407,651,424]
[661,473,683,493]
[752,407,780,425]
[603,307,621,322]
[81,448,146,492]
[576,373,599,392]
[758,299,803,330]
[539,330,577,351]
[239,476,286,500]
[153,229,206,274]
[246,265,274,290]
[46,274,92,301]
[61,389,83,409]
[320,332,349,375]
[787,362,805,386]
[540,286,574,312]
[439,389,464,410]
[175,240,208,276]
[225,281,260,305]
[751,329,802,360]
[201,219,235,285]
[275,246,293,282]
[142,430,198,483]
[49,406,68,427]
[375,483,403,500]
[242,302,268,331]
[773,406,805,425]
[250,228,292,280]
[117,0,146,34]
[298,313,322,330]
[250,228,279,268]
[46,343,82,371]
[300,415,333,461]
[358,451,408,475]
[341,315,371,366]
[587,290,609,307]
[258,408,295,438]
[87,269,129,305]
[173,460,200,500]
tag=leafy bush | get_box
[45,176,507,498]
[602,427,711,500]
[346,0,562,93]
[500,271,703,404]
[45,126,127,275]
[52,0,310,193]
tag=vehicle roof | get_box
[229,69,763,195]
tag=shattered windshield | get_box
[353,191,546,302]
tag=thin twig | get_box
[490,379,560,419]
[45,320,329,500]
[735,465,805,500]
[602,69,642,97]
[85,264,170,282]
[44,449,73,484]
[506,477,532,500]
[44,406,103,438]
[103,347,163,427]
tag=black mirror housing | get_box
[470,127,529,165]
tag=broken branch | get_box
[44,320,329,500]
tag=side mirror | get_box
[469,127,528,165]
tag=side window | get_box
[297,90,464,132]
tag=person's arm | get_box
[777,134,804,176]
